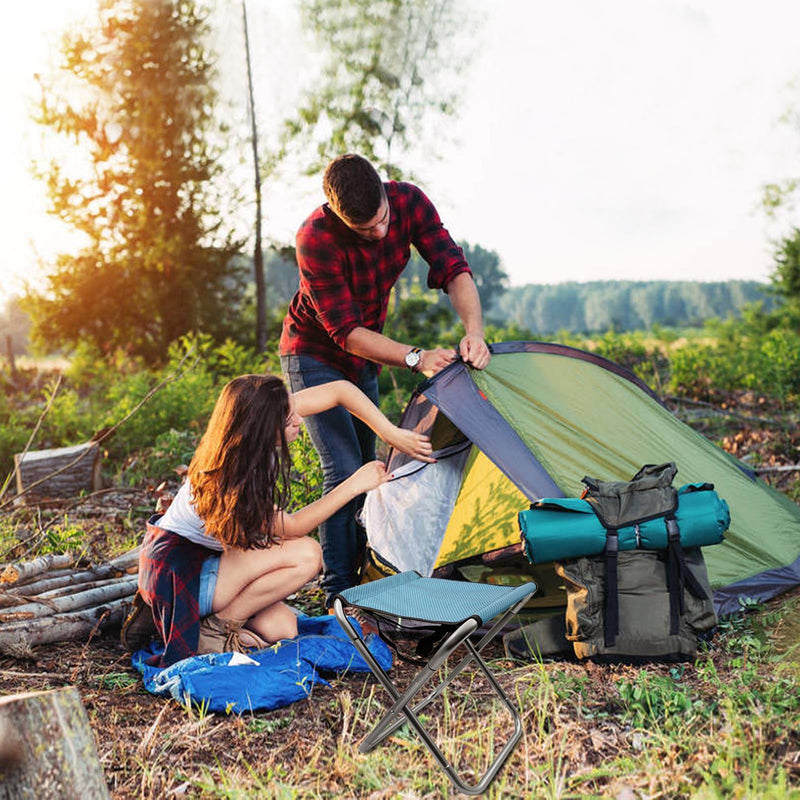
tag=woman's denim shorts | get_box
[198,554,221,617]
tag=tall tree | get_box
[460,243,509,310]
[285,0,467,179]
[27,0,246,362]
[770,228,800,311]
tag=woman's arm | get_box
[292,381,435,462]
[275,461,389,539]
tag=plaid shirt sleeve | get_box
[295,220,364,350]
[404,183,472,291]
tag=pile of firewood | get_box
[0,549,139,653]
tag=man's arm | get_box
[344,328,457,377]
[446,272,491,369]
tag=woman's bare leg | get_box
[211,536,322,643]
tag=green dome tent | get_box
[363,341,800,615]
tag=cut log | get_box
[0,578,137,622]
[0,553,76,585]
[0,591,31,610]
[0,687,110,800]
[108,546,141,571]
[0,598,128,652]
[13,441,102,504]
[37,575,136,601]
[9,564,130,597]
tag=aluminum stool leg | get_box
[333,597,526,796]
[360,595,531,747]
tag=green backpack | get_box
[508,463,724,663]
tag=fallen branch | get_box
[755,464,800,474]
[0,553,77,586]
[0,577,137,623]
[665,395,788,427]
[0,592,31,609]
[109,546,141,572]
[0,598,129,651]
[36,575,137,601]
[6,566,128,598]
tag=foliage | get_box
[118,428,199,486]
[27,0,247,363]
[0,334,277,483]
[770,227,800,311]
[286,428,324,512]
[286,0,468,178]
[667,319,800,404]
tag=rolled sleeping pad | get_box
[519,484,730,564]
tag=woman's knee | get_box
[292,536,322,576]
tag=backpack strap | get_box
[604,530,620,647]
[665,515,709,635]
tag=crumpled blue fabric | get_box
[131,614,392,713]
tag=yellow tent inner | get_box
[436,446,528,568]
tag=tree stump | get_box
[0,687,109,800]
[13,442,102,504]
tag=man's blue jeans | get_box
[280,354,379,605]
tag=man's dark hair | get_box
[323,154,384,224]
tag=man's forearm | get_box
[447,273,484,337]
[344,327,410,368]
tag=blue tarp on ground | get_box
[132,614,391,713]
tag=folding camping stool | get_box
[333,571,536,796]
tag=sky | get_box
[1,0,800,308]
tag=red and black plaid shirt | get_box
[138,516,213,667]
[279,181,471,382]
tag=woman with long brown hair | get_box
[133,374,433,666]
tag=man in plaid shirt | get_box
[280,154,490,606]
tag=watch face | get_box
[405,349,421,369]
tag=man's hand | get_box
[385,428,435,463]
[458,334,491,369]
[419,347,458,377]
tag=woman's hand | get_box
[385,427,436,463]
[348,461,391,495]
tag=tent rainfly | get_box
[363,341,800,616]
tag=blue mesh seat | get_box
[334,571,536,796]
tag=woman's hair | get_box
[188,374,292,549]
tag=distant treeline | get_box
[487,280,775,334]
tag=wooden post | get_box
[0,687,110,799]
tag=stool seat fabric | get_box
[338,571,536,626]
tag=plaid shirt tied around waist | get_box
[280,181,471,382]
[138,515,215,667]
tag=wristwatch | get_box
[404,347,422,373]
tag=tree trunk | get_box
[14,442,102,503]
[0,687,109,800]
